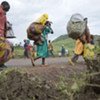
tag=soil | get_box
[5,57,86,82]
[0,57,99,100]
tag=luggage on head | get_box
[67,13,87,40]
[27,22,44,41]
[27,13,49,40]
[27,13,49,44]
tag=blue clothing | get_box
[61,47,65,56]
[37,26,51,58]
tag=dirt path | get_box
[2,57,99,100]
[5,57,87,82]
[1,56,94,100]
[6,57,84,67]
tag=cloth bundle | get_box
[27,13,49,44]
[27,22,44,44]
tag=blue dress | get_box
[37,26,51,58]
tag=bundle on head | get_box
[67,13,87,40]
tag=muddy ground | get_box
[5,57,86,82]
[0,57,99,100]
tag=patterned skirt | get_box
[0,37,12,64]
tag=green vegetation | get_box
[52,36,75,56]
[56,73,88,100]
[52,34,100,56]
[14,46,24,58]
[13,34,100,58]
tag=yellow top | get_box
[74,39,84,55]
[36,13,48,25]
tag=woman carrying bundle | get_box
[27,14,53,66]
[0,1,12,68]
[68,17,94,66]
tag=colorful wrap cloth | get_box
[0,37,12,64]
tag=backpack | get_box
[67,13,86,40]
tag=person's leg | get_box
[0,63,7,68]
[26,49,29,58]
[30,56,42,66]
[34,57,41,61]
[71,54,79,62]
[42,58,45,65]
[68,54,79,66]
[28,50,35,66]
[49,50,52,57]
[30,57,35,66]
[51,50,54,57]
[0,63,6,71]
[24,50,27,58]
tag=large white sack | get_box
[67,13,86,39]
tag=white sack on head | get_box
[67,13,86,40]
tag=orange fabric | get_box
[74,39,84,55]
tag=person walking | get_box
[0,1,12,68]
[34,21,53,66]
[48,40,54,57]
[61,45,66,56]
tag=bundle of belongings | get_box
[67,13,87,40]
[67,13,95,60]
[6,21,16,38]
[27,13,48,45]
